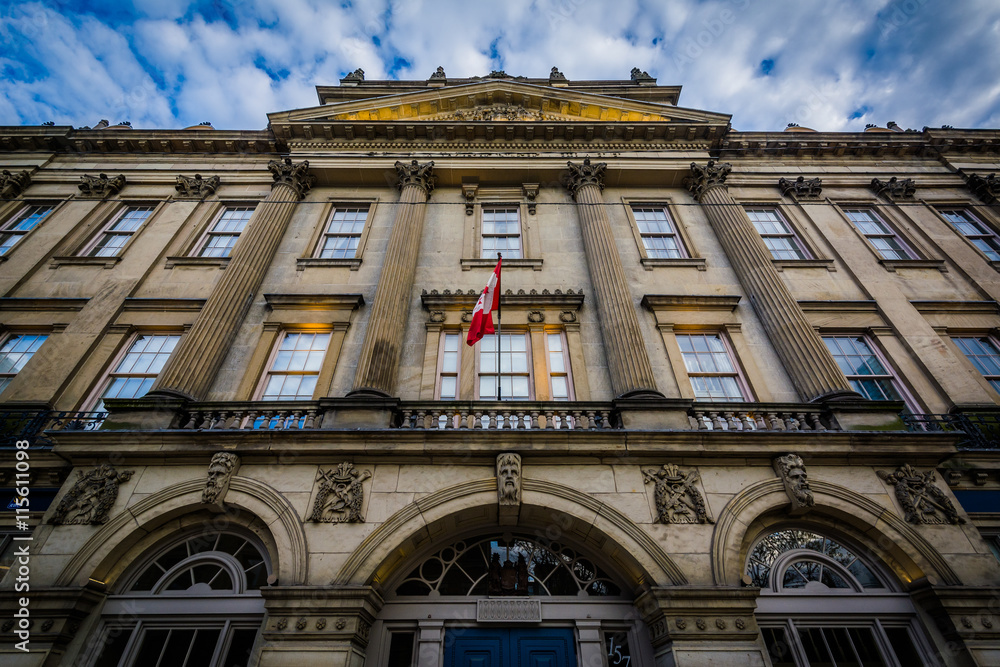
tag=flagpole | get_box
[496,252,502,402]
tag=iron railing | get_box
[0,410,108,448]
[902,413,1000,450]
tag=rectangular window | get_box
[843,209,916,260]
[823,335,906,402]
[0,334,47,395]
[479,333,530,400]
[939,209,1000,261]
[632,206,686,258]
[198,206,254,257]
[259,332,331,400]
[87,205,155,257]
[745,208,809,260]
[317,206,369,259]
[677,333,750,401]
[953,337,1000,394]
[437,333,461,400]
[93,334,180,412]
[481,207,521,259]
[547,333,573,400]
[0,204,54,255]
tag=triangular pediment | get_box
[268,80,729,126]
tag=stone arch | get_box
[711,478,960,588]
[334,477,687,591]
[55,476,307,588]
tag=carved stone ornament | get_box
[428,310,445,323]
[549,67,567,81]
[0,169,31,199]
[630,67,654,82]
[267,158,316,200]
[202,452,240,504]
[50,464,133,525]
[175,173,221,199]
[527,310,544,323]
[778,176,822,198]
[522,183,539,214]
[772,453,815,511]
[685,160,732,201]
[452,104,543,122]
[307,462,372,523]
[565,158,607,198]
[870,176,917,199]
[487,70,510,79]
[966,173,1000,203]
[429,66,446,79]
[78,173,126,198]
[342,68,364,82]
[497,452,522,506]
[641,464,714,524]
[877,464,965,525]
[395,159,436,194]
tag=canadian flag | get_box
[467,257,502,346]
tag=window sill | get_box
[879,259,947,273]
[49,256,121,269]
[296,257,363,271]
[461,258,543,271]
[772,258,836,272]
[640,257,707,271]
[164,256,230,269]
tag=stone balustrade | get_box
[397,401,617,430]
[688,403,837,432]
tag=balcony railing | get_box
[0,410,108,448]
[688,403,838,431]
[902,413,1000,450]
[397,401,617,430]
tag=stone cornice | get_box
[0,126,281,154]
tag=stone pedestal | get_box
[565,159,661,399]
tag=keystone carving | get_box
[267,158,316,200]
[778,176,822,198]
[966,173,1000,203]
[773,454,815,511]
[870,176,916,199]
[642,464,713,524]
[877,464,965,524]
[175,173,221,199]
[202,452,240,504]
[497,452,522,506]
[549,67,567,81]
[565,158,607,197]
[307,462,372,523]
[429,66,446,79]
[0,169,31,199]
[78,173,126,198]
[50,464,133,525]
[343,68,364,82]
[394,159,435,195]
[685,160,731,201]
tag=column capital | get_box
[395,159,435,195]
[685,160,732,201]
[268,158,316,200]
[565,157,606,198]
[0,169,31,199]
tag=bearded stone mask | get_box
[203,452,240,504]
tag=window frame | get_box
[621,198,704,270]
[299,199,378,271]
[743,206,812,260]
[937,207,1000,262]
[252,329,333,402]
[79,203,157,258]
[84,332,182,412]
[461,187,542,270]
[952,335,1000,396]
[192,205,256,258]
[474,331,534,401]
[821,334,915,409]
[674,331,755,402]
[479,204,523,260]
[839,206,920,261]
[434,331,462,400]
[0,332,49,397]
[0,202,57,257]
[545,330,575,402]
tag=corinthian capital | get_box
[564,158,606,198]
[394,160,436,194]
[267,158,316,200]
[0,170,31,199]
[685,160,731,201]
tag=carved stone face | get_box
[498,462,518,494]
[788,466,809,494]
[205,461,229,493]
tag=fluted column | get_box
[565,159,661,398]
[150,158,316,400]
[350,160,435,396]
[686,161,857,402]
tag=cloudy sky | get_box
[2,0,998,133]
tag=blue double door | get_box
[444,628,577,667]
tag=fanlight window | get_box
[746,529,885,591]
[394,535,622,597]
[126,532,269,594]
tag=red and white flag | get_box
[467,257,501,346]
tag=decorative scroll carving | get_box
[267,158,316,200]
[966,173,1000,203]
[642,464,713,524]
[565,157,607,198]
[50,465,133,525]
[522,183,539,214]
[0,170,31,199]
[488,551,530,595]
[429,66,446,79]
[549,67,567,81]
[343,68,364,82]
[394,159,435,194]
[452,104,543,121]
[78,173,126,198]
[778,176,822,198]
[631,67,654,82]
[496,452,522,506]
[202,452,240,504]
[175,173,221,199]
[307,462,371,523]
[870,177,916,199]
[877,464,965,524]
[685,160,731,201]
[772,454,815,511]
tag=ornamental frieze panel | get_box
[642,464,713,524]
[307,462,371,523]
[778,175,822,198]
[877,464,965,524]
[78,173,126,198]
[50,464,133,525]
[175,173,221,199]
[0,169,31,199]
[870,176,917,199]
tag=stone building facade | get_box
[1,68,1000,666]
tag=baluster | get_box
[755,414,767,430]
[400,409,413,429]
[572,410,584,430]
[414,410,426,429]
[303,409,317,429]
[274,410,287,430]
[291,410,303,429]
[459,409,470,429]
[542,410,553,430]
[601,410,613,429]
[183,412,199,429]
[767,412,782,430]
[244,410,259,430]
[792,413,806,431]
[808,412,826,432]
[726,412,740,430]
[226,411,243,429]
[198,411,214,429]
[742,413,755,430]
[693,410,708,430]
[585,410,596,430]
[529,410,540,430]
[502,410,511,430]
[710,411,724,430]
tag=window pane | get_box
[223,629,260,667]
[387,632,416,667]
[440,376,457,399]
[761,627,796,667]
[884,627,926,667]
[92,625,136,667]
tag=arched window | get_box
[747,528,933,667]
[87,531,270,667]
